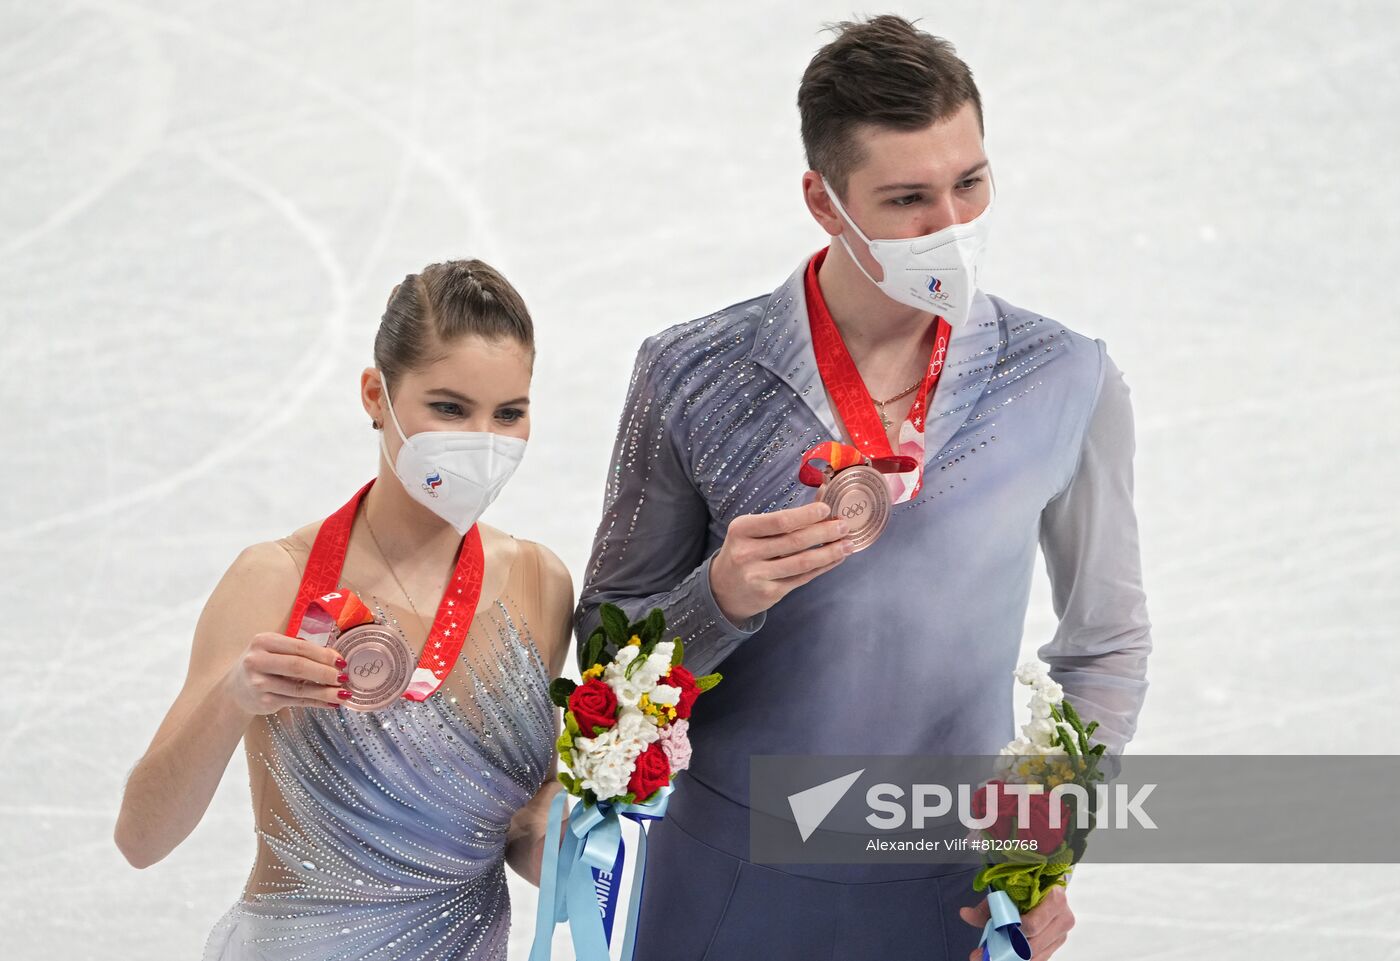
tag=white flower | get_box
[637,651,673,688]
[605,642,678,705]
[1029,693,1055,720]
[614,707,661,747]
[648,683,682,706]
[1015,660,1049,686]
[1036,678,1065,703]
[1022,717,1064,750]
[999,737,1037,757]
[604,656,648,705]
[572,709,662,800]
[574,724,622,757]
[649,641,675,669]
[575,754,630,798]
[571,728,635,799]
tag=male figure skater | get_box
[576,15,1151,959]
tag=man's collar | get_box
[747,250,1003,458]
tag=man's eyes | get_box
[888,179,982,208]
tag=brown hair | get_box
[374,259,534,392]
[798,15,983,196]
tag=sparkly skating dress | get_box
[203,490,558,961]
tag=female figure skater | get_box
[115,259,573,960]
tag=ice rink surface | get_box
[2,1,1397,957]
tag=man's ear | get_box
[802,170,845,238]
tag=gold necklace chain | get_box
[871,376,925,429]
[872,376,924,406]
[363,509,430,633]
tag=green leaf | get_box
[557,771,579,793]
[695,672,723,691]
[549,677,578,708]
[1005,878,1033,907]
[585,633,605,671]
[1031,871,1070,908]
[980,862,1032,882]
[1054,724,1080,757]
[644,608,666,643]
[671,638,685,667]
[1060,698,1084,729]
[1002,845,1048,865]
[564,712,581,737]
[600,604,630,644]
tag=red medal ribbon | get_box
[804,247,952,500]
[798,441,918,488]
[284,478,485,702]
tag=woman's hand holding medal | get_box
[708,500,855,625]
[224,631,352,715]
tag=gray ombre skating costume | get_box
[203,533,557,961]
[576,253,1152,958]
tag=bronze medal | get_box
[816,463,891,552]
[329,623,414,711]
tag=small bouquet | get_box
[528,603,721,961]
[968,660,1108,961]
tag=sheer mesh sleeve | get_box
[1037,343,1153,757]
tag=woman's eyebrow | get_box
[426,387,530,405]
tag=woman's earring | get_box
[371,419,382,430]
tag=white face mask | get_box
[822,174,995,328]
[377,371,527,535]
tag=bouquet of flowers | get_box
[550,603,721,806]
[528,603,721,961]
[968,660,1108,960]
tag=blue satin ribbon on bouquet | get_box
[528,785,672,961]
[979,890,1033,961]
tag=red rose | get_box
[971,780,1071,854]
[627,742,672,802]
[664,665,701,719]
[568,679,618,735]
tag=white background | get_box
[2,1,1397,958]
